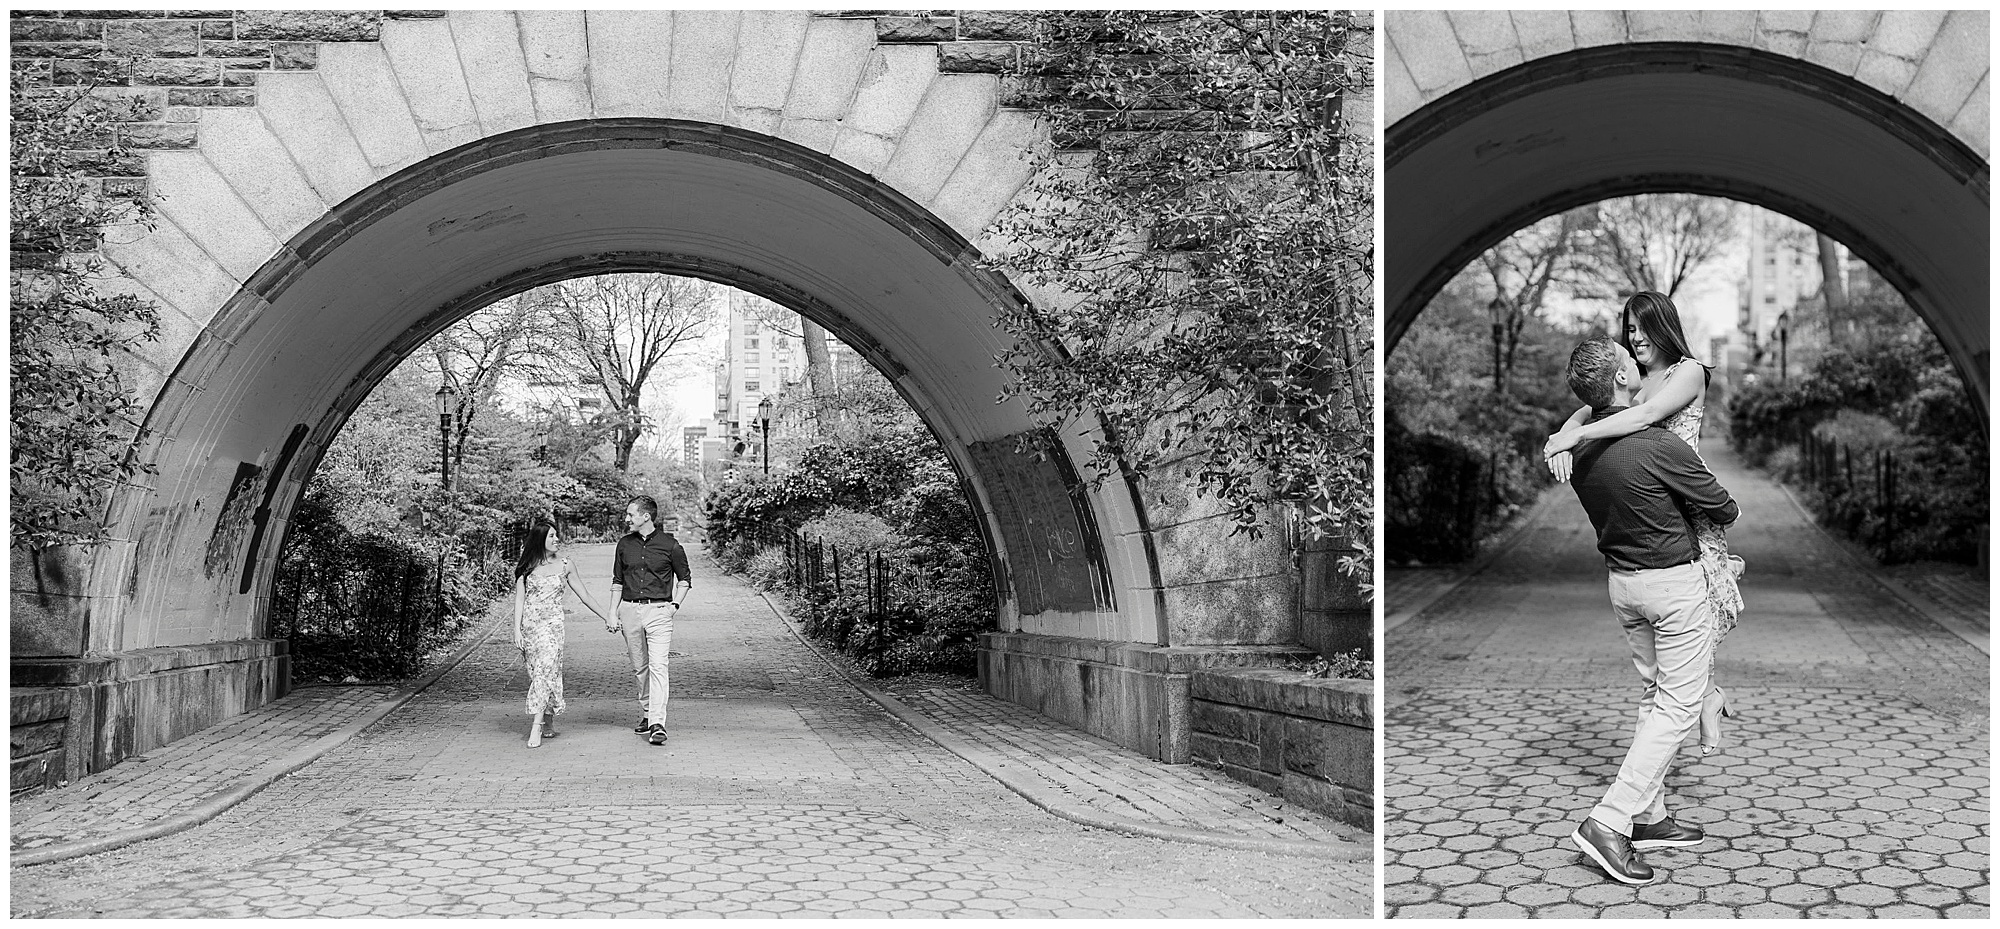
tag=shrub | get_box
[744,545,789,592]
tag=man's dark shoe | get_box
[647,724,668,746]
[634,718,650,733]
[1571,817,1654,884]
[1631,816,1704,849]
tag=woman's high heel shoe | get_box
[1698,687,1733,756]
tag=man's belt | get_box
[624,597,673,604]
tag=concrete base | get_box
[978,631,1312,763]
[10,640,290,797]
[1189,668,1374,829]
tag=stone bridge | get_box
[1385,10,1989,410]
[9,10,1372,800]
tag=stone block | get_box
[1191,668,1372,727]
[785,16,875,122]
[11,19,103,42]
[105,19,197,57]
[930,107,1044,238]
[147,151,283,278]
[52,59,130,87]
[87,86,166,121]
[958,11,1041,41]
[118,121,197,148]
[1627,10,1700,43]
[316,42,424,172]
[17,41,116,60]
[879,73,998,201]
[1866,10,1949,60]
[938,41,1016,74]
[196,106,331,241]
[730,10,811,114]
[271,42,316,70]
[1950,74,1988,161]
[9,545,91,658]
[1509,11,1575,60]
[1283,716,1371,790]
[876,15,952,43]
[517,10,590,124]
[1568,10,1628,48]
[1153,516,1292,588]
[665,10,740,123]
[10,754,54,795]
[132,57,218,85]
[236,11,380,43]
[1698,9,1759,46]
[246,72,379,208]
[584,10,674,118]
[1159,571,1297,646]
[1803,39,1865,76]
[1383,46,1422,126]
[448,11,535,136]
[197,20,232,41]
[1901,10,1989,131]
[1191,697,1255,743]
[10,718,66,757]
[10,688,72,726]
[380,17,481,153]
[199,42,269,58]
[1389,10,1473,94]
[1809,10,1878,44]
[1190,729,1266,772]
[166,87,253,106]
[1282,771,1370,829]
[1854,50,1921,97]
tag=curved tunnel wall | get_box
[1385,14,1990,411]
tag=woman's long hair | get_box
[1621,290,1700,377]
[514,522,553,579]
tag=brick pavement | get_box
[12,544,1369,918]
[1386,439,1990,918]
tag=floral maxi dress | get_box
[1657,361,1745,646]
[520,560,569,717]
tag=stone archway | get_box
[1384,10,1990,409]
[11,10,1314,785]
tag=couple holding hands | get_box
[508,495,692,748]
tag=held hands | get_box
[1545,450,1574,483]
[1542,430,1580,460]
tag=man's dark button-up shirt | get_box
[1568,407,1740,571]
[612,529,690,601]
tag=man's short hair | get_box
[1566,337,1619,409]
[627,495,658,521]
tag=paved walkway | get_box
[12,545,1367,918]
[1385,439,1990,918]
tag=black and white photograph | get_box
[8,8,1376,919]
[1381,9,1989,918]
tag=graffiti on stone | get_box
[967,434,1107,616]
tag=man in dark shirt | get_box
[607,495,691,746]
[1560,336,1740,886]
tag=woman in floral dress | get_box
[513,522,612,748]
[1543,291,1746,755]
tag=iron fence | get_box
[1792,426,1901,558]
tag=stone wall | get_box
[1190,668,1373,829]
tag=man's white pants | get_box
[1590,561,1715,835]
[619,601,675,726]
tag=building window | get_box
[746,338,759,349]
[744,381,760,392]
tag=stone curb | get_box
[1770,479,1989,656]
[1385,488,1562,631]
[10,611,502,870]
[756,592,1370,862]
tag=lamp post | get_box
[1775,311,1790,383]
[756,396,773,475]
[434,383,461,492]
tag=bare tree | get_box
[1813,232,1850,350]
[1576,194,1738,298]
[735,296,837,436]
[519,274,719,472]
[1478,210,1584,395]
[426,293,537,474]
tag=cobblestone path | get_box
[13,545,1368,918]
[1385,440,1990,918]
